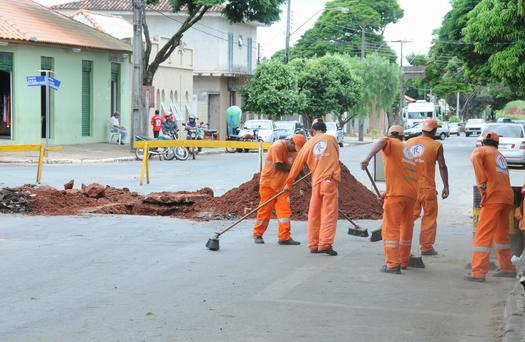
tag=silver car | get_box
[238,120,278,143]
[477,123,525,166]
[325,122,344,147]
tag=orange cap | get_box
[292,134,307,151]
[387,125,404,136]
[421,119,438,132]
[482,131,500,143]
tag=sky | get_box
[257,0,452,64]
[36,0,452,64]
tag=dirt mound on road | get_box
[2,164,382,221]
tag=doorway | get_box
[0,70,11,138]
[208,94,220,132]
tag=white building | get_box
[53,0,260,139]
[66,9,194,133]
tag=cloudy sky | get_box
[37,0,452,64]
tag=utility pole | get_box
[257,43,261,64]
[456,92,460,120]
[131,0,144,148]
[284,0,292,64]
[391,40,410,125]
[358,26,365,141]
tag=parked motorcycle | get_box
[134,135,176,161]
[162,128,189,161]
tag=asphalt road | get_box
[1,136,523,341]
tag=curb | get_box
[503,281,525,342]
[0,149,226,165]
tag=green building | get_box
[0,0,131,145]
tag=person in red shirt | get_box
[253,134,307,245]
[151,110,164,138]
[465,132,516,282]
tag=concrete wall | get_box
[0,43,130,145]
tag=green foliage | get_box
[500,100,525,115]
[406,53,427,66]
[346,55,399,116]
[448,116,460,123]
[283,0,402,62]
[241,62,304,119]
[293,55,363,124]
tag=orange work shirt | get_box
[382,137,419,200]
[287,133,341,187]
[260,140,296,192]
[406,135,441,190]
[471,146,513,206]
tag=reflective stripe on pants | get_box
[252,186,292,240]
[471,203,515,278]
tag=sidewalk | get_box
[0,143,223,164]
[344,136,375,145]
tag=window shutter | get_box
[0,52,13,71]
[81,60,92,136]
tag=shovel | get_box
[206,173,311,251]
[364,168,383,242]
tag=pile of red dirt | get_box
[4,164,382,221]
[203,162,383,220]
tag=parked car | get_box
[238,120,278,143]
[404,122,449,141]
[274,121,308,140]
[476,123,525,166]
[497,117,513,123]
[449,122,461,136]
[325,122,344,147]
[465,118,486,136]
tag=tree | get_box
[241,62,304,119]
[292,55,363,126]
[142,0,286,85]
[282,0,402,62]
[462,0,525,94]
[347,55,400,126]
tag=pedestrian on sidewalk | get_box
[407,119,449,256]
[252,135,307,245]
[361,125,421,274]
[286,121,341,256]
[110,112,127,144]
[465,132,516,282]
[151,110,164,138]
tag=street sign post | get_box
[27,74,61,149]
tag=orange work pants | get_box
[308,179,338,250]
[471,203,515,278]
[252,186,292,241]
[383,196,416,269]
[413,189,438,252]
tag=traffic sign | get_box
[47,77,61,90]
[26,76,61,90]
[26,76,47,87]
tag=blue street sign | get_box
[47,77,61,91]
[26,76,61,90]
[26,76,47,87]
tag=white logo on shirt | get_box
[410,144,425,158]
[496,154,508,174]
[313,140,327,156]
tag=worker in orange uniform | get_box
[361,125,420,274]
[407,119,449,256]
[253,134,307,245]
[465,132,516,282]
[286,121,341,256]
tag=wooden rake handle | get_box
[365,168,381,197]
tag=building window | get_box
[0,52,13,139]
[81,60,93,137]
[230,91,236,106]
[247,38,253,74]
[41,56,54,138]
[228,33,234,72]
[110,63,120,114]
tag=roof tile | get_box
[52,0,224,12]
[0,0,131,52]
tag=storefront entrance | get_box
[0,52,12,139]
